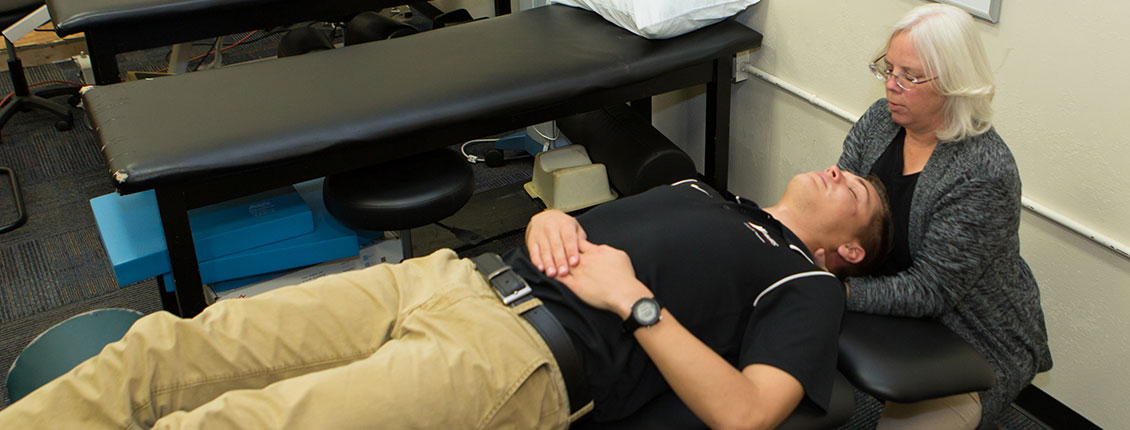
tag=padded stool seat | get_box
[838,312,995,403]
[6,308,144,402]
[323,148,473,259]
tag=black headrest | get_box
[277,26,334,58]
[345,11,417,46]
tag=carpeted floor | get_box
[0,27,1048,430]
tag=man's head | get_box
[772,166,893,278]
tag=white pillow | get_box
[550,0,759,39]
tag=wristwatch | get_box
[621,297,663,333]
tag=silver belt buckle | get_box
[487,266,532,306]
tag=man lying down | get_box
[0,166,891,430]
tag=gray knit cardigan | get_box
[838,99,1053,423]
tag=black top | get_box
[504,180,845,422]
[869,128,918,275]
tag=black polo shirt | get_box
[503,180,845,422]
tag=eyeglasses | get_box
[869,54,936,91]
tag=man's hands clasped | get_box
[525,210,651,319]
[526,209,586,277]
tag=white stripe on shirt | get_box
[753,271,837,307]
[789,245,814,264]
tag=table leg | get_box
[705,56,732,193]
[495,0,511,15]
[630,97,652,122]
[84,33,122,85]
[167,43,193,75]
[155,188,207,317]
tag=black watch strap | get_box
[621,297,663,333]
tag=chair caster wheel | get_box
[55,119,73,131]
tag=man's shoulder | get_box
[747,246,841,297]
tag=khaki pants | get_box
[0,249,571,429]
[877,392,982,430]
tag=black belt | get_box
[471,253,591,414]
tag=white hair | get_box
[886,3,995,141]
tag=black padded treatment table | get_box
[45,0,512,84]
[82,4,762,317]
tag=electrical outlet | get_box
[733,49,753,83]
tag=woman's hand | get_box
[525,209,587,277]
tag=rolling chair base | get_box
[0,56,78,139]
[0,166,26,233]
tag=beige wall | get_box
[653,1,1130,427]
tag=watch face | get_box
[634,299,660,324]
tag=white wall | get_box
[655,1,1130,427]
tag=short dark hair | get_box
[840,174,894,279]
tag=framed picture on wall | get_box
[933,0,1000,23]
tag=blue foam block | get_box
[91,191,169,287]
[189,187,312,261]
[197,178,358,283]
[91,186,314,287]
[161,178,359,292]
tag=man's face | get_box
[784,166,881,242]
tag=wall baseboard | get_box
[1013,385,1101,430]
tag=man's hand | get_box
[556,240,651,319]
[525,209,586,277]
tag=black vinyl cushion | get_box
[0,0,43,28]
[571,371,854,430]
[82,4,761,194]
[344,11,416,46]
[837,312,995,403]
[558,104,696,196]
[322,149,473,231]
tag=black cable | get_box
[164,29,280,65]
[189,37,220,72]
[243,29,288,45]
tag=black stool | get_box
[322,148,474,260]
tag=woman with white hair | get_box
[836,4,1053,429]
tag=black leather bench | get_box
[81,4,763,317]
[45,0,511,84]
[838,312,995,403]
